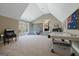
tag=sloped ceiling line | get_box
[0,3,28,20]
[20,3,45,22]
[0,3,79,23]
[21,3,79,23]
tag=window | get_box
[19,21,28,35]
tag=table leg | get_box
[15,37,17,41]
[69,40,75,56]
[51,38,55,53]
[3,38,5,46]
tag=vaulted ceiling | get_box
[0,3,28,19]
[0,3,79,22]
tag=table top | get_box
[49,32,79,41]
[49,32,71,36]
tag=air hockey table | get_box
[48,32,79,56]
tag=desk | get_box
[48,32,79,56]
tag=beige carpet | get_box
[0,35,70,56]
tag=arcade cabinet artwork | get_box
[67,9,79,29]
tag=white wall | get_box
[33,14,63,34]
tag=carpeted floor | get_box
[0,35,71,56]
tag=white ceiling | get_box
[36,3,50,14]
[0,3,79,22]
[48,3,79,22]
[0,3,28,19]
[21,3,50,22]
[21,3,79,22]
[21,3,44,21]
